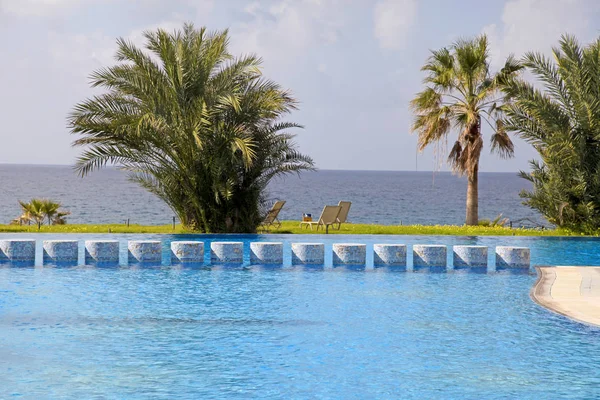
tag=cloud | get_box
[244,1,261,16]
[0,1,215,165]
[0,0,86,16]
[183,0,213,20]
[0,0,213,18]
[483,0,600,67]
[0,0,558,172]
[48,31,114,73]
[373,0,417,50]
[228,0,346,69]
[43,2,214,76]
[472,0,600,173]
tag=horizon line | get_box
[0,162,523,174]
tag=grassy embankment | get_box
[0,221,579,236]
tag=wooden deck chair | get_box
[334,201,351,230]
[301,205,341,234]
[260,200,285,230]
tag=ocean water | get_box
[0,164,542,226]
[1,233,600,399]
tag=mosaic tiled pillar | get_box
[210,242,243,264]
[250,242,283,265]
[495,246,530,270]
[85,240,120,264]
[43,240,79,264]
[291,243,325,265]
[373,244,407,267]
[0,239,35,264]
[171,241,204,264]
[453,245,488,269]
[413,245,447,268]
[128,240,162,264]
[332,243,366,265]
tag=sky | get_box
[0,0,599,172]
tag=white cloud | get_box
[44,2,214,75]
[373,0,417,50]
[44,19,207,86]
[0,0,218,164]
[48,31,114,71]
[0,0,558,172]
[0,0,86,16]
[0,0,213,18]
[183,0,213,19]
[244,1,261,16]
[483,0,599,68]
[229,0,346,68]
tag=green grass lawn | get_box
[0,221,581,236]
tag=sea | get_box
[0,164,543,227]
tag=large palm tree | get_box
[503,35,600,232]
[411,35,522,225]
[69,24,313,232]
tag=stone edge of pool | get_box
[531,266,600,327]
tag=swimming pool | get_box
[1,234,600,399]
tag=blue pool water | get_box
[2,234,600,399]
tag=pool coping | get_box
[531,266,600,328]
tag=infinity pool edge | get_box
[531,266,600,327]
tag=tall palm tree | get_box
[411,35,522,225]
[503,35,600,232]
[69,23,313,232]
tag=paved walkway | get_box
[532,266,600,327]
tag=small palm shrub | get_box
[12,199,70,229]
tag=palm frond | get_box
[69,23,313,232]
[505,35,600,232]
[411,33,519,181]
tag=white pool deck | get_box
[532,266,600,327]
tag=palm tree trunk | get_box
[466,164,479,225]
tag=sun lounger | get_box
[260,200,285,230]
[300,205,341,234]
[334,201,351,230]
